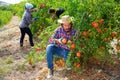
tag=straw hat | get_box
[58,15,74,24]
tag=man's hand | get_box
[54,38,68,45]
[54,38,62,44]
[34,16,38,20]
[54,40,60,44]
[32,8,37,12]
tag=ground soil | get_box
[0,16,120,80]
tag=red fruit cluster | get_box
[76,63,81,68]
[92,19,104,29]
[81,31,88,37]
[99,19,104,24]
[76,52,82,57]
[71,43,76,49]
[111,32,117,37]
[97,28,102,33]
[36,48,41,51]
[92,22,99,28]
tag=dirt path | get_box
[0,16,120,80]
[0,16,68,80]
[0,16,45,80]
[0,16,31,60]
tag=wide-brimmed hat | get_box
[58,15,74,24]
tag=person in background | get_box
[19,3,38,47]
[46,15,76,78]
[48,8,65,22]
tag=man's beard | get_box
[65,28,71,32]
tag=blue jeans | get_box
[46,44,70,69]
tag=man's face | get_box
[62,23,71,32]
[29,8,37,12]
[50,13,55,18]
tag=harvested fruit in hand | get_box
[61,38,67,44]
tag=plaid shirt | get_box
[49,26,76,50]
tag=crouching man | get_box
[46,15,76,78]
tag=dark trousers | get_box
[20,27,34,46]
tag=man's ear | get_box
[61,24,63,27]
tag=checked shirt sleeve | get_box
[49,29,60,44]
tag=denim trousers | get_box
[46,44,70,69]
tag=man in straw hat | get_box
[46,15,76,78]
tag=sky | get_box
[0,0,25,4]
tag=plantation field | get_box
[0,16,119,80]
[0,0,120,80]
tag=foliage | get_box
[26,24,57,66]
[9,2,26,17]
[0,8,12,26]
[0,1,27,26]
[22,0,120,72]
[0,2,25,26]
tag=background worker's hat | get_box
[58,15,74,24]
[25,3,34,9]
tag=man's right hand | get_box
[54,38,68,45]
[54,38,62,44]
[55,40,60,44]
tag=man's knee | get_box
[46,44,55,50]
